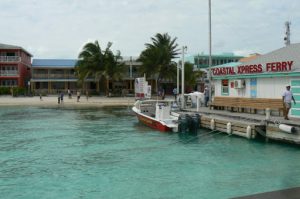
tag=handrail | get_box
[0,71,19,76]
[0,56,21,62]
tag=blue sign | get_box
[250,78,257,98]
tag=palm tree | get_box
[76,41,124,95]
[138,33,180,93]
[103,49,125,95]
[76,40,106,92]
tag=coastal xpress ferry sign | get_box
[212,61,294,76]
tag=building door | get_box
[250,78,257,98]
[291,79,300,118]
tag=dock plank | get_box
[232,187,300,199]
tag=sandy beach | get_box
[0,95,136,107]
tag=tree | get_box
[75,40,106,92]
[76,40,124,95]
[182,62,203,91]
[138,33,180,92]
[103,49,125,94]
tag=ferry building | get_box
[211,43,300,118]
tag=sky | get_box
[1,0,300,59]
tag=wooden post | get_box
[96,81,99,92]
[48,81,51,94]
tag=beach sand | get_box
[0,95,136,108]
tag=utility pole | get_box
[177,62,179,101]
[181,46,187,109]
[130,56,133,91]
[208,0,212,105]
[284,21,291,46]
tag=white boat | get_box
[132,100,179,132]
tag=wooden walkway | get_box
[181,107,300,126]
[232,187,300,199]
[178,107,300,144]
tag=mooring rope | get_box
[179,130,227,144]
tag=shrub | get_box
[0,87,10,95]
[12,87,26,97]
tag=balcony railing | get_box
[32,74,77,79]
[0,71,19,76]
[0,56,21,62]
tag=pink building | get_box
[0,43,32,88]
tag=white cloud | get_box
[0,0,300,58]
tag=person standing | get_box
[68,89,72,99]
[282,85,296,120]
[204,87,209,107]
[86,90,89,101]
[77,90,81,102]
[173,88,177,100]
[60,92,64,103]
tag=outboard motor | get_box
[178,114,189,133]
[178,114,201,135]
[190,114,200,135]
[185,114,193,133]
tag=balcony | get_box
[32,74,77,79]
[0,70,19,77]
[0,56,21,62]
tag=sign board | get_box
[250,78,257,98]
[135,77,151,100]
[212,61,294,76]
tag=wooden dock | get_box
[178,107,300,145]
[232,186,300,199]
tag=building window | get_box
[0,80,17,86]
[6,52,16,56]
[221,79,229,95]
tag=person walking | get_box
[57,92,61,104]
[282,85,296,120]
[60,92,64,103]
[204,87,209,107]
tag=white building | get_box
[211,43,300,118]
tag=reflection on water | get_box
[0,106,299,199]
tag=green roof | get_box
[211,62,241,68]
[191,53,243,58]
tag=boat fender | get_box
[226,122,232,135]
[210,119,215,130]
[279,124,296,134]
[246,126,251,139]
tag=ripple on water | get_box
[0,106,300,199]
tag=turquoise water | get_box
[0,106,300,199]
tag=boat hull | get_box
[136,113,171,132]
